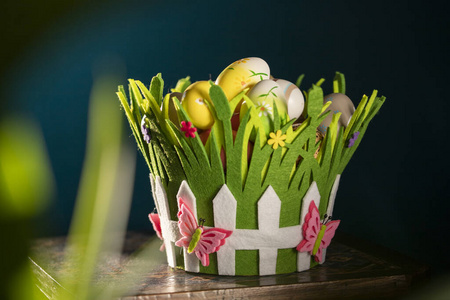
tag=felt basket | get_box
[117,66,385,276]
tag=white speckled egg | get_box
[274,79,304,120]
[318,93,355,135]
[240,79,288,134]
[215,57,270,101]
[181,81,215,130]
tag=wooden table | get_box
[30,232,428,299]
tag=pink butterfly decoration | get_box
[175,197,233,267]
[148,212,165,251]
[296,201,340,262]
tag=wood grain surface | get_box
[30,232,428,299]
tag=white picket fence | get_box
[150,174,341,276]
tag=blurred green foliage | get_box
[0,117,53,299]
[0,71,165,299]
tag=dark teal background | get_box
[2,0,449,274]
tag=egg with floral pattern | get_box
[181,81,214,130]
[274,79,304,120]
[215,57,270,101]
[240,79,288,135]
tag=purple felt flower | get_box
[141,116,151,144]
[347,131,360,148]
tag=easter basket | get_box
[117,58,385,276]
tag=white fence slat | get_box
[177,180,197,215]
[297,181,321,272]
[177,181,200,273]
[213,185,237,275]
[326,174,341,218]
[259,248,278,275]
[321,174,341,264]
[258,186,281,232]
[258,186,281,275]
[151,176,176,268]
[226,226,301,249]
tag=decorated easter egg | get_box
[274,79,304,120]
[318,93,355,135]
[240,79,288,135]
[215,57,270,101]
[181,81,214,130]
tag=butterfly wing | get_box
[320,220,340,249]
[296,201,321,253]
[148,213,163,240]
[175,197,198,248]
[194,228,233,267]
[149,212,166,251]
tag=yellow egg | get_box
[181,81,215,130]
[215,57,270,101]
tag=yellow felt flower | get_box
[267,130,287,150]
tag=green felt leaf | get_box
[316,78,325,87]
[171,76,191,93]
[344,94,368,141]
[234,109,252,185]
[239,130,272,229]
[209,81,232,121]
[328,126,345,180]
[128,82,143,127]
[337,94,385,175]
[166,120,198,170]
[208,130,225,181]
[242,95,268,146]
[128,79,144,108]
[167,110,225,227]
[306,85,324,123]
[363,90,378,119]
[317,112,341,164]
[333,72,346,94]
[295,74,305,88]
[117,88,152,171]
[149,73,164,107]
[135,80,165,126]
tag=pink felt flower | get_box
[180,121,197,138]
[296,201,340,262]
